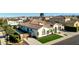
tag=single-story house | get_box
[19,19,63,38]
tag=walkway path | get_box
[23,37,42,45]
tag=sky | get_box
[0,13,79,17]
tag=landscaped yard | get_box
[38,34,62,43]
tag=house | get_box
[19,19,62,38]
[49,16,72,24]
[7,18,23,26]
[64,16,71,22]
[48,16,74,30]
[7,19,18,26]
[44,16,49,20]
[49,16,65,23]
[19,16,27,21]
[64,19,79,32]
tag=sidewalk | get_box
[23,37,42,45]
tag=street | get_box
[54,34,79,45]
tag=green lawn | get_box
[38,34,62,43]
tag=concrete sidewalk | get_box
[23,38,42,45]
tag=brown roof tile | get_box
[20,19,55,29]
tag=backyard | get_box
[38,34,62,43]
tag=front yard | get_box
[38,34,62,43]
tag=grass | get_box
[38,34,62,43]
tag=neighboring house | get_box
[7,20,19,26]
[64,16,71,22]
[19,19,62,38]
[19,16,27,21]
[48,16,65,30]
[45,16,50,20]
[48,16,73,31]
[7,19,23,26]
[49,16,65,23]
[64,20,79,32]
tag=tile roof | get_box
[20,22,43,29]
[49,16,65,24]
[20,19,54,29]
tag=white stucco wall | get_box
[31,23,64,38]
[30,27,51,38]
[37,27,52,37]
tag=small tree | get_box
[9,34,21,43]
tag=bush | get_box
[9,34,21,43]
[65,26,77,32]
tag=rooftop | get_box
[20,19,54,29]
[65,19,79,27]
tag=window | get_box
[42,29,45,35]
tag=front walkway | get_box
[23,37,42,45]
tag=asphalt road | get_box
[54,35,79,45]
